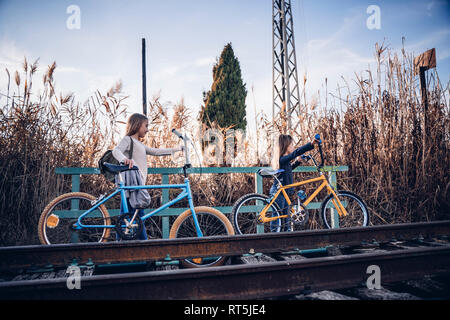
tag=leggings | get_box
[269,184,292,232]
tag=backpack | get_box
[98,136,134,183]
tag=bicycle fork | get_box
[319,173,349,217]
[185,178,204,238]
[325,184,348,217]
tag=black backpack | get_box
[98,136,134,183]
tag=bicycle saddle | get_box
[257,168,285,177]
[103,162,139,173]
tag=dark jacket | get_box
[272,142,314,195]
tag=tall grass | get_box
[271,43,449,224]
[0,43,448,245]
[0,58,128,245]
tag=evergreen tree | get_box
[199,43,247,131]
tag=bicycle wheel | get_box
[231,193,282,235]
[38,192,112,245]
[169,206,235,268]
[321,190,369,229]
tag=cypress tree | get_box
[199,43,247,131]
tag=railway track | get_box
[0,220,449,299]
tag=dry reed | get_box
[1,43,448,245]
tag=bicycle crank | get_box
[291,204,309,226]
[115,212,143,240]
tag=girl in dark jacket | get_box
[269,134,319,231]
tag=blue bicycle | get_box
[38,129,235,267]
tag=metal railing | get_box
[55,165,348,237]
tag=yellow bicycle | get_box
[231,135,369,234]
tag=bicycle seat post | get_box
[172,128,192,179]
[117,172,124,185]
[274,175,282,189]
[183,164,191,178]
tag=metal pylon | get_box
[272,0,301,133]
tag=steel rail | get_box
[1,245,449,300]
[1,220,449,272]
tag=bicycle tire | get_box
[320,190,369,229]
[231,193,282,235]
[169,206,234,268]
[38,192,111,245]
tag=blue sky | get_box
[1,0,449,134]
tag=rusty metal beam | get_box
[1,220,449,272]
[1,245,449,300]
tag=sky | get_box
[0,0,449,135]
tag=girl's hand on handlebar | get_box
[311,138,320,146]
[123,158,134,169]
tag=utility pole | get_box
[272,0,301,134]
[142,38,147,115]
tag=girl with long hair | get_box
[112,113,183,240]
[269,134,319,231]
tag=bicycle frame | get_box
[259,173,348,223]
[73,175,203,238]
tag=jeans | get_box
[116,197,148,240]
[269,184,292,232]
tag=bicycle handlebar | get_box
[172,128,184,140]
[315,134,324,168]
[301,134,325,169]
[171,129,191,168]
[315,134,322,144]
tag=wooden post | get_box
[71,174,80,210]
[161,174,170,238]
[419,66,428,175]
[414,48,436,176]
[329,171,339,228]
[70,174,81,243]
[255,172,265,234]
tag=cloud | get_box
[404,28,450,54]
[194,56,216,67]
[0,38,123,106]
[58,66,81,73]
[160,66,179,77]
[154,56,216,81]
[0,39,46,97]
[149,56,217,109]
[0,39,26,67]
[300,13,374,104]
[427,0,435,16]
